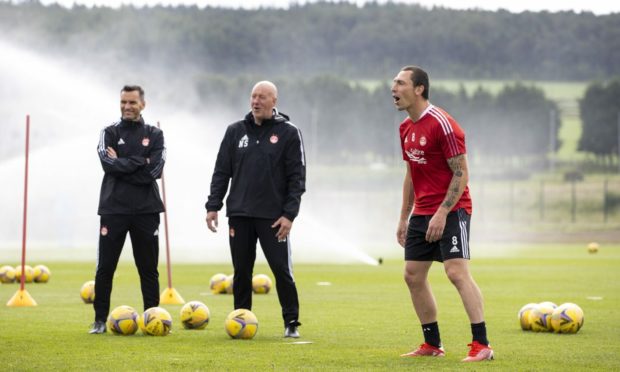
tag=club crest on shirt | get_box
[270,134,279,144]
[419,136,427,146]
[101,226,108,236]
[142,137,150,147]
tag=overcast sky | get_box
[36,0,619,15]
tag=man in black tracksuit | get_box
[90,85,165,334]
[206,81,306,338]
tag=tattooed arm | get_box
[425,154,469,242]
[397,163,415,247]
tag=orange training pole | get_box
[157,121,184,304]
[20,114,30,291]
[158,121,172,289]
[8,114,36,306]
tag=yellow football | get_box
[210,273,228,294]
[550,303,584,334]
[180,301,210,330]
[252,274,273,294]
[33,265,51,283]
[107,305,139,335]
[14,265,34,283]
[80,280,96,304]
[139,307,172,336]
[587,242,599,254]
[518,303,538,330]
[225,308,258,339]
[0,265,16,283]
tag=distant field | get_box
[358,79,588,103]
[432,80,587,104]
[435,80,587,161]
[1,243,619,370]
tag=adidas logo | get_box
[118,138,125,145]
[450,246,460,253]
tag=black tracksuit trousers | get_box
[228,217,299,326]
[94,214,160,322]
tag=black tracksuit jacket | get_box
[205,110,306,221]
[97,117,165,215]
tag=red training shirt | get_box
[399,104,472,215]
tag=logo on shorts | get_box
[153,229,159,236]
[229,228,235,237]
[100,226,108,236]
[142,137,150,147]
[450,246,460,253]
[270,134,279,144]
[118,138,125,145]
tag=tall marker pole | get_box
[157,121,184,305]
[8,115,37,307]
[549,108,557,173]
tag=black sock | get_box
[421,321,441,348]
[471,321,489,345]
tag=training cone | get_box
[160,287,185,304]
[7,289,37,307]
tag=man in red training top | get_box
[393,66,493,362]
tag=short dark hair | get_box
[121,85,145,102]
[401,66,430,100]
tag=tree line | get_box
[194,74,561,168]
[1,1,618,169]
[0,1,618,80]
[195,75,620,167]
[579,80,620,162]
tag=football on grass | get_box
[225,309,258,339]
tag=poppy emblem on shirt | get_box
[419,136,427,146]
[142,137,150,147]
[270,134,279,144]
[101,226,108,236]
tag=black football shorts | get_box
[404,208,471,262]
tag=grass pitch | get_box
[0,243,618,371]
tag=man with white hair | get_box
[205,81,306,338]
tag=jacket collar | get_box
[119,116,145,126]
[244,108,290,126]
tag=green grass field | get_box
[1,243,619,371]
